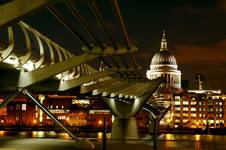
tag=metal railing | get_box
[90,138,226,150]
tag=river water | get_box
[0,130,226,142]
[0,131,226,149]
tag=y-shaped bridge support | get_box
[103,78,163,143]
[148,106,170,134]
[146,106,170,150]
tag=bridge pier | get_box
[111,117,138,142]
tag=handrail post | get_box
[103,117,107,150]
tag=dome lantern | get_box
[160,30,167,51]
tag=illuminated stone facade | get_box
[172,90,226,128]
[146,31,181,88]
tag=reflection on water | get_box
[19,131,27,137]
[32,131,45,138]
[97,132,103,142]
[63,133,70,139]
[195,134,201,141]
[0,131,5,135]
[0,131,226,143]
[165,134,175,140]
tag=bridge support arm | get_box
[0,90,20,108]
[22,89,78,140]
[18,53,98,88]
[59,70,113,91]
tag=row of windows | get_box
[49,105,65,109]
[175,101,224,106]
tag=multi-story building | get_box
[172,89,226,128]
[0,94,112,129]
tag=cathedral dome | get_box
[146,31,181,88]
[150,31,178,70]
[151,50,177,66]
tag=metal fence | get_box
[90,138,226,150]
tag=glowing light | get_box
[97,132,103,140]
[1,120,4,123]
[165,134,174,140]
[32,131,45,138]
[195,134,201,141]
[19,132,27,137]
[98,120,103,125]
[33,120,37,124]
[23,61,35,71]
[3,55,19,67]
[66,117,70,121]
[55,73,63,80]
[0,131,5,135]
[63,133,70,139]
[112,115,114,123]
[72,99,90,105]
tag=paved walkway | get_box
[0,137,153,150]
[0,137,225,150]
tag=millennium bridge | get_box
[0,0,169,149]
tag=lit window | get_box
[175,101,180,105]
[219,102,222,105]
[50,105,53,109]
[62,105,64,109]
[56,105,58,109]
[175,96,180,100]
[199,114,202,117]
[183,101,188,105]
[183,113,188,116]
[191,101,196,105]
[183,119,188,123]
[191,113,196,117]
[203,114,205,117]
[22,104,26,111]
[16,104,20,110]
[199,108,202,111]
[191,107,196,111]
[175,107,180,111]
[183,107,188,111]
[175,119,180,123]
[199,102,202,105]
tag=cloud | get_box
[173,40,226,91]
[174,40,226,64]
[217,0,226,11]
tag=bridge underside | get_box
[0,0,167,149]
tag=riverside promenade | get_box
[0,136,225,150]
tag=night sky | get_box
[24,0,226,91]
